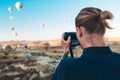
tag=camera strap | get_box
[69,47,74,58]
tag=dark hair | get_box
[75,7,113,35]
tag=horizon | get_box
[0,0,120,41]
[0,37,120,42]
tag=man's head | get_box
[75,7,113,48]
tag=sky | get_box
[0,0,120,41]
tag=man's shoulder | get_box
[111,52,120,60]
[112,52,120,55]
[60,58,76,67]
[111,52,120,58]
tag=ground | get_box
[0,41,120,80]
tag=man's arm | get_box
[51,57,68,80]
[51,34,71,80]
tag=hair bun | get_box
[75,7,113,35]
[100,11,113,20]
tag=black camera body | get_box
[64,32,80,47]
[63,32,80,57]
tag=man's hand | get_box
[61,33,71,54]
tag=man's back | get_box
[52,47,120,80]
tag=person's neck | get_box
[81,35,106,49]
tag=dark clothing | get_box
[51,47,120,80]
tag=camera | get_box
[63,32,80,57]
[64,32,80,47]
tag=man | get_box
[51,7,120,80]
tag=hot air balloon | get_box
[24,45,28,49]
[41,42,49,51]
[40,23,45,27]
[64,15,67,19]
[15,2,22,11]
[29,16,32,20]
[10,16,13,20]
[8,7,12,12]
[11,26,14,31]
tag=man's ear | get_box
[76,27,82,37]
